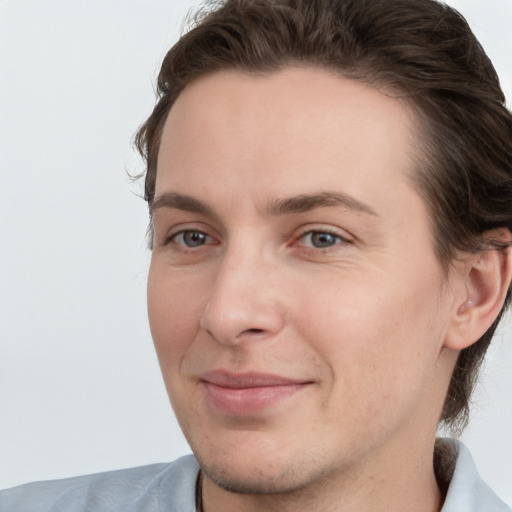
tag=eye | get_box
[171,230,213,248]
[300,231,345,249]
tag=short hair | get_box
[135,0,512,431]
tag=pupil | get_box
[184,231,206,247]
[312,232,336,248]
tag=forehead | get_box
[156,67,422,218]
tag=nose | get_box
[199,246,286,345]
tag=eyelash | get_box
[294,228,348,250]
[163,230,217,250]
[163,227,349,253]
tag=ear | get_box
[444,234,512,351]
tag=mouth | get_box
[199,370,313,416]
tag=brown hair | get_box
[136,0,512,431]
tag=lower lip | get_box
[203,382,307,415]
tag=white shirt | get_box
[0,439,509,511]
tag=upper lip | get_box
[200,370,311,389]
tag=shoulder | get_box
[438,439,511,512]
[0,455,199,512]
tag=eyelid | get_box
[294,224,353,242]
[172,230,214,247]
[290,225,354,253]
[160,223,219,248]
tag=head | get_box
[137,0,512,494]
[137,0,512,431]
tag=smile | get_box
[200,370,312,415]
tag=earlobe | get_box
[444,240,512,351]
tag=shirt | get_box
[0,439,509,511]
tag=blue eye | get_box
[301,231,343,248]
[173,230,210,247]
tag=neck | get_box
[200,436,444,512]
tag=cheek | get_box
[294,270,447,412]
[147,263,206,373]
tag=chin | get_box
[191,437,337,496]
[199,458,315,495]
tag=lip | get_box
[200,370,312,415]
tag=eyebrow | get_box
[266,191,379,217]
[150,192,215,217]
[150,191,378,218]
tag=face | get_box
[148,68,457,494]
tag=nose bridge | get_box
[200,237,284,344]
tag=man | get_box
[1,0,511,510]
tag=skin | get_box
[147,67,490,511]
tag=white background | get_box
[1,0,511,504]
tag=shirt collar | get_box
[437,439,510,512]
